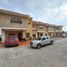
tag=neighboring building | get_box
[32,21,48,39]
[47,24,63,38]
[0,9,32,43]
[54,25,63,38]
[32,21,63,38]
[62,31,67,37]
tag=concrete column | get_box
[36,33,38,38]
[1,30,5,43]
[23,31,26,38]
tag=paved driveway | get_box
[0,38,67,67]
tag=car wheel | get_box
[15,44,19,47]
[37,44,41,49]
[50,41,53,45]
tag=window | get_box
[11,17,22,24]
[39,26,44,30]
[46,37,49,39]
[42,37,46,40]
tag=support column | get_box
[2,30,5,43]
[23,31,26,38]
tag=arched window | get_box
[11,17,22,24]
[39,26,44,30]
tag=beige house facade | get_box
[48,25,62,38]
[32,21,63,39]
[32,21,48,39]
[0,9,32,43]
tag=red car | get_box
[5,35,19,47]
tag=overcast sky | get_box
[0,0,67,31]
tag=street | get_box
[0,37,67,67]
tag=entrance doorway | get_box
[37,33,43,37]
[18,32,23,41]
[33,34,36,39]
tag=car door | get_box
[46,37,50,44]
[41,37,47,45]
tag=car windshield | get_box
[36,37,41,40]
[6,36,17,40]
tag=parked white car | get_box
[30,36,54,49]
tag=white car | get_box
[30,36,54,49]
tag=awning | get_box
[1,27,27,31]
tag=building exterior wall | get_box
[0,12,32,42]
[32,22,49,39]
[37,25,48,37]
[48,26,63,38]
[32,21,63,38]
[0,13,32,29]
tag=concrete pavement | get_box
[0,37,67,67]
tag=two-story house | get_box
[48,24,63,38]
[54,25,63,37]
[0,9,32,43]
[32,21,48,39]
[32,21,63,38]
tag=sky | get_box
[0,0,67,31]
